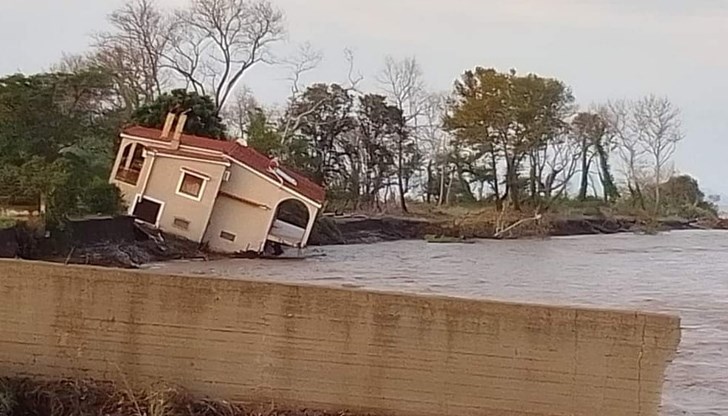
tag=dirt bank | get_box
[0,217,206,268]
[310,213,707,245]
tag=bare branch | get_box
[376,55,426,121]
[343,48,364,91]
[280,42,323,96]
[166,0,285,112]
[93,0,169,108]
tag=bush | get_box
[82,179,124,216]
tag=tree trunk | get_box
[654,165,661,215]
[445,171,454,205]
[505,156,520,211]
[396,133,408,213]
[578,148,590,201]
[398,174,408,213]
[491,152,502,210]
[529,159,537,201]
[426,161,433,204]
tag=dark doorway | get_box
[132,197,162,225]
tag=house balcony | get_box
[115,167,141,186]
[267,219,306,248]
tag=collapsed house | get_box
[109,113,325,255]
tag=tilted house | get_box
[109,113,325,254]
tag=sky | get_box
[2,0,728,194]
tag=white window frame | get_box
[129,194,165,227]
[175,169,209,202]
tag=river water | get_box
[152,230,728,416]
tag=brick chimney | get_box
[171,113,188,150]
[160,112,176,139]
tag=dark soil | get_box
[0,377,371,416]
[310,214,707,245]
[1,217,207,269]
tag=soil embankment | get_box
[0,213,720,267]
[310,213,707,245]
[0,216,206,268]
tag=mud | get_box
[310,214,702,245]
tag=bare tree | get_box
[376,56,427,212]
[604,99,649,207]
[94,0,168,109]
[377,56,426,121]
[419,93,449,204]
[633,95,684,212]
[165,0,285,113]
[542,135,580,201]
[279,48,362,143]
[222,85,259,137]
[280,42,323,96]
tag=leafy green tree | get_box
[246,108,283,156]
[356,94,398,208]
[285,83,356,186]
[0,71,123,223]
[444,68,573,210]
[131,89,227,138]
[571,112,619,202]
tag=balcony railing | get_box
[115,167,141,186]
[268,219,307,247]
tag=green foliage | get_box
[0,71,123,224]
[616,174,717,219]
[444,67,574,210]
[246,108,283,156]
[131,89,227,139]
[285,83,356,185]
[83,179,125,216]
[571,112,619,202]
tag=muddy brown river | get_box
[152,230,728,416]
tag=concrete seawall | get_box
[0,260,680,415]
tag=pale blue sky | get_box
[2,0,727,193]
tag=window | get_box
[220,231,236,242]
[173,217,190,230]
[176,170,207,200]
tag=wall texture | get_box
[0,260,681,416]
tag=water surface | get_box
[153,230,728,416]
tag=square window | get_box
[177,172,206,199]
[220,231,236,242]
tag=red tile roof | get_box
[122,126,326,204]
[146,146,229,164]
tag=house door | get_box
[132,196,163,225]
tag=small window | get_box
[173,217,190,230]
[177,172,206,200]
[220,231,236,242]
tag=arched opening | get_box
[266,198,311,251]
[115,143,146,185]
[275,199,310,228]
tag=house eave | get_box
[226,157,323,209]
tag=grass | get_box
[0,217,17,230]
[0,377,368,416]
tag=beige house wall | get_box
[205,163,320,252]
[141,156,227,242]
[0,260,681,416]
[110,137,228,242]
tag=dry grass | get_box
[0,377,367,416]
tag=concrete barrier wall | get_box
[0,260,680,416]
